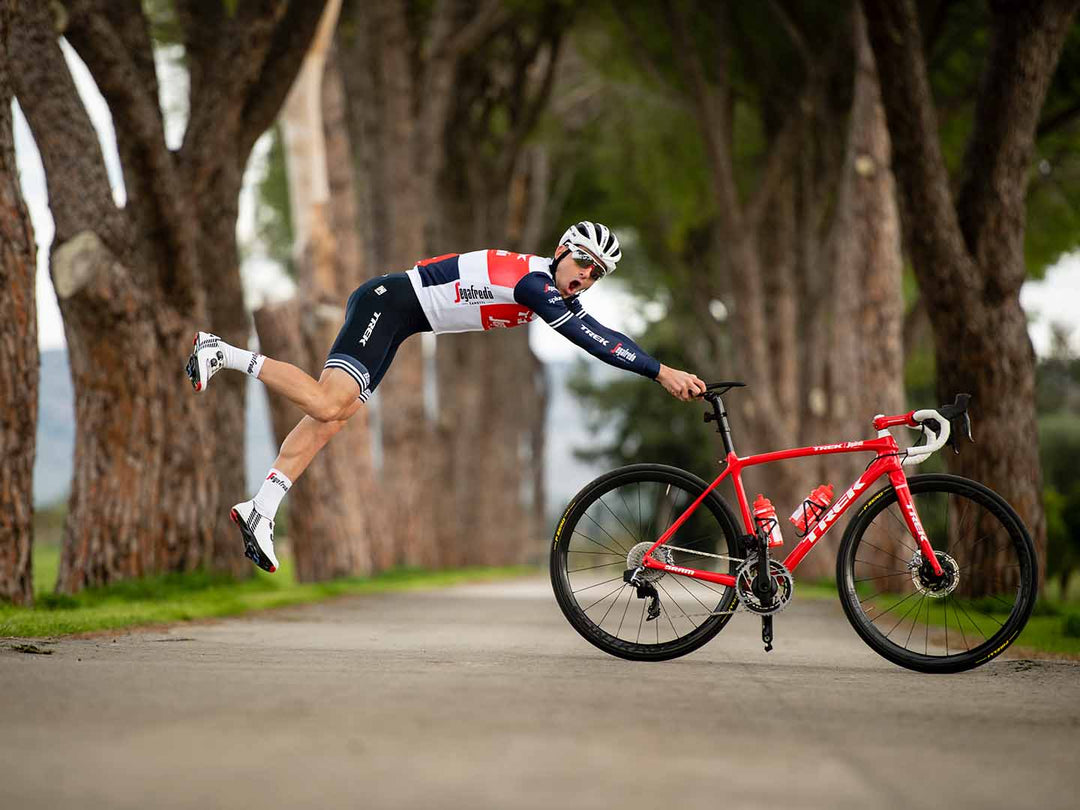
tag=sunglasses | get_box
[570,249,607,281]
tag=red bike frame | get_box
[640,417,945,586]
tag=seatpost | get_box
[704,394,737,456]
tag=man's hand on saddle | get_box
[656,364,707,402]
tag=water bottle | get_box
[752,494,784,547]
[789,483,835,533]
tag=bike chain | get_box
[634,544,746,618]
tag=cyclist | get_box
[186,221,707,572]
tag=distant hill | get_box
[34,351,611,518]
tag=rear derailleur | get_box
[624,567,662,622]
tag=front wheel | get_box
[550,464,742,661]
[837,474,1037,673]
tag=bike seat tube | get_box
[714,395,736,456]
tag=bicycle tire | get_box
[550,464,742,662]
[836,474,1037,673]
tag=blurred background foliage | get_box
[246,0,1080,587]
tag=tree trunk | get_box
[254,0,381,580]
[862,0,1079,578]
[335,0,434,569]
[662,1,806,506]
[11,0,327,591]
[11,4,211,592]
[335,0,525,569]
[806,5,906,581]
[0,4,37,605]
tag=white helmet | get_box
[559,221,622,276]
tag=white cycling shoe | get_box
[185,331,225,393]
[230,500,280,574]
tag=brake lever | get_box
[945,410,974,454]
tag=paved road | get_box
[2,576,1077,810]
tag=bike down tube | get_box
[780,454,899,572]
[640,436,913,585]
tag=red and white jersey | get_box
[405,249,549,334]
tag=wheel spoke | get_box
[581,581,628,613]
[951,597,990,644]
[655,580,686,636]
[597,582,628,627]
[943,596,950,656]
[616,585,634,638]
[580,510,631,556]
[615,486,639,540]
[665,572,715,615]
[853,571,910,584]
[883,507,920,553]
[571,529,625,559]
[568,560,625,574]
[924,597,931,655]
[854,558,905,571]
[866,588,920,621]
[950,595,969,651]
[953,597,1006,629]
[571,574,626,595]
[903,595,927,647]
[597,495,640,548]
[859,538,915,567]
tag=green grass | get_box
[0,545,537,638]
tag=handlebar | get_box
[874,394,974,467]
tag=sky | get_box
[11,42,1080,364]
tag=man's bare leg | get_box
[187,332,360,423]
[256,359,362,423]
[272,398,364,482]
[229,369,364,573]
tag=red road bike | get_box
[550,383,1037,673]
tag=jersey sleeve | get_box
[514,272,661,380]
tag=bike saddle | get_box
[703,381,746,396]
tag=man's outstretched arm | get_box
[515,273,705,400]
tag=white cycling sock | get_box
[221,340,265,378]
[252,468,292,517]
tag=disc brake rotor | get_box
[908,551,960,598]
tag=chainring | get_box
[735,556,794,615]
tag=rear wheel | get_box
[550,464,742,661]
[837,474,1037,673]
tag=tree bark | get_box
[0,0,37,605]
[336,0,521,568]
[11,2,204,591]
[255,0,381,580]
[431,16,565,566]
[806,5,906,581]
[862,0,1079,576]
[11,0,327,591]
[661,0,815,519]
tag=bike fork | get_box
[888,470,944,577]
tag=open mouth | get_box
[568,279,582,294]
